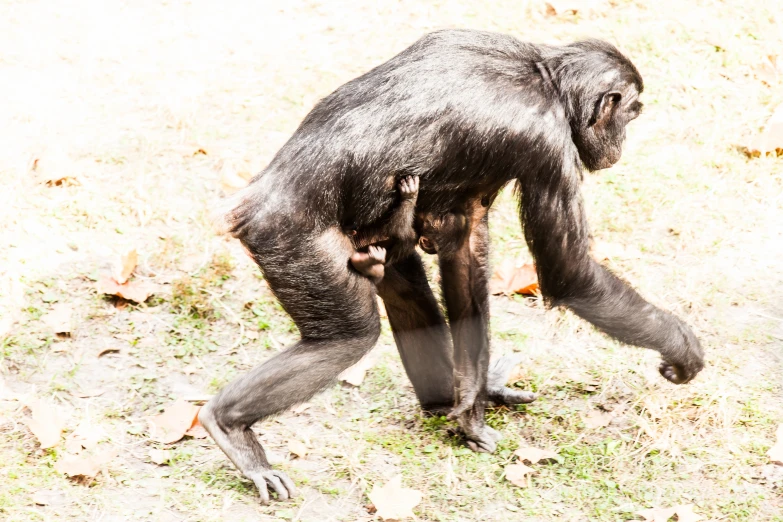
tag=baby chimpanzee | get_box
[348,175,419,283]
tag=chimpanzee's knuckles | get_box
[658,361,695,384]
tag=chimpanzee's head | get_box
[547,40,644,171]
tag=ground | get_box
[1,0,782,520]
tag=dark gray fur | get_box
[200,29,704,503]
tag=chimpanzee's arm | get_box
[518,168,704,383]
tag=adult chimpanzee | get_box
[200,29,705,503]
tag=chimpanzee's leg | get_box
[376,252,454,413]
[435,204,534,452]
[199,228,380,504]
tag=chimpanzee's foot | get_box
[248,469,298,504]
[454,403,502,453]
[398,175,419,201]
[198,402,298,505]
[487,355,537,406]
[350,245,387,280]
[465,424,502,453]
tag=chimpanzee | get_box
[349,175,420,284]
[200,29,705,503]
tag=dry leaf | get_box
[184,421,208,439]
[291,402,313,415]
[490,259,539,296]
[504,463,535,487]
[583,410,612,429]
[54,449,115,482]
[747,104,783,157]
[339,354,376,386]
[753,55,781,86]
[113,249,138,285]
[96,275,155,303]
[673,504,703,522]
[514,446,559,464]
[288,440,308,458]
[592,241,640,261]
[220,168,253,194]
[149,449,172,465]
[637,507,677,522]
[24,398,65,449]
[41,303,73,334]
[71,388,105,398]
[544,0,605,17]
[64,424,104,454]
[97,347,120,357]
[368,475,423,521]
[32,489,66,506]
[768,424,783,465]
[148,399,200,444]
[31,149,80,186]
[638,504,702,522]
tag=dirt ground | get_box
[1,0,782,520]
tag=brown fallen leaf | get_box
[24,398,65,449]
[288,440,308,459]
[220,167,253,194]
[291,402,313,415]
[148,399,201,444]
[149,448,172,465]
[544,0,605,17]
[64,424,104,454]
[41,303,73,334]
[591,241,641,261]
[673,504,703,522]
[339,354,376,386]
[638,504,702,522]
[767,424,783,465]
[32,489,66,507]
[368,475,423,521]
[113,249,138,285]
[583,410,612,429]
[184,421,208,439]
[637,506,677,522]
[746,104,783,157]
[505,463,535,487]
[96,275,155,303]
[752,55,782,86]
[514,446,559,464]
[31,149,80,186]
[54,449,116,483]
[490,259,539,296]
[97,347,120,357]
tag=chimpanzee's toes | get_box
[488,387,537,406]
[465,425,501,453]
[367,245,387,264]
[251,469,297,504]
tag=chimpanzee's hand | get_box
[658,360,702,384]
[658,324,704,384]
[398,175,419,201]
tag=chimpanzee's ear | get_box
[590,91,622,127]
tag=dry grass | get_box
[0,0,782,520]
